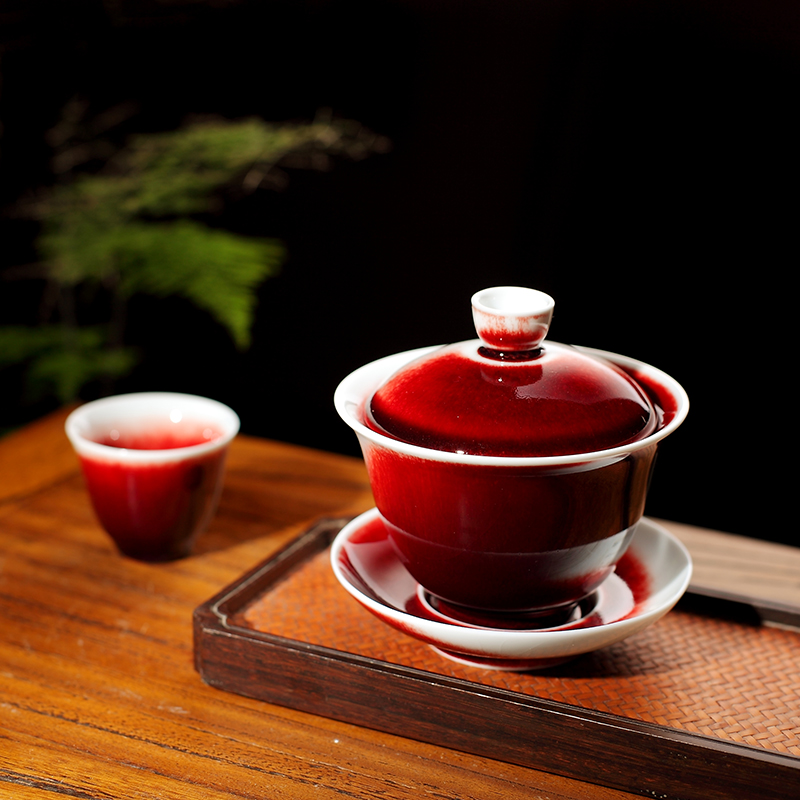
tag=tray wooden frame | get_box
[193,518,800,800]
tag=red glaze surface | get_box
[79,428,228,561]
[367,342,657,457]
[343,512,651,627]
[477,322,549,351]
[93,427,222,450]
[338,333,686,614]
[614,542,651,620]
[362,439,656,611]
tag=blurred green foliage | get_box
[1,113,389,406]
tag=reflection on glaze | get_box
[368,342,657,457]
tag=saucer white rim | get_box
[330,509,693,662]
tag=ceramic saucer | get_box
[330,508,692,670]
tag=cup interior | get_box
[66,392,240,463]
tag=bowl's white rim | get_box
[334,342,689,467]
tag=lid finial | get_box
[471,287,554,353]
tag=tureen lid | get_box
[365,287,658,457]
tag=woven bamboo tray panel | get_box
[238,545,800,758]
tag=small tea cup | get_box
[65,392,239,561]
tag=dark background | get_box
[1,0,796,543]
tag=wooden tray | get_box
[193,518,800,800]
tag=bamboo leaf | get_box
[6,113,388,405]
[111,220,284,348]
[27,345,140,403]
[0,325,139,402]
[0,326,67,366]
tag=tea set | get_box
[65,286,691,669]
[331,286,691,668]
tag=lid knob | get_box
[471,286,554,352]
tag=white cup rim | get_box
[334,343,689,467]
[65,392,240,464]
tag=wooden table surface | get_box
[1,407,798,799]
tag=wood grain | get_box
[194,520,800,800]
[1,408,642,800]
[0,405,79,506]
[0,407,795,799]
[658,518,800,608]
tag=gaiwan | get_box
[334,287,689,616]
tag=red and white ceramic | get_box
[334,287,689,615]
[66,392,239,561]
[331,508,692,670]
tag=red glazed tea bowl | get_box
[334,287,689,616]
[66,392,239,561]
